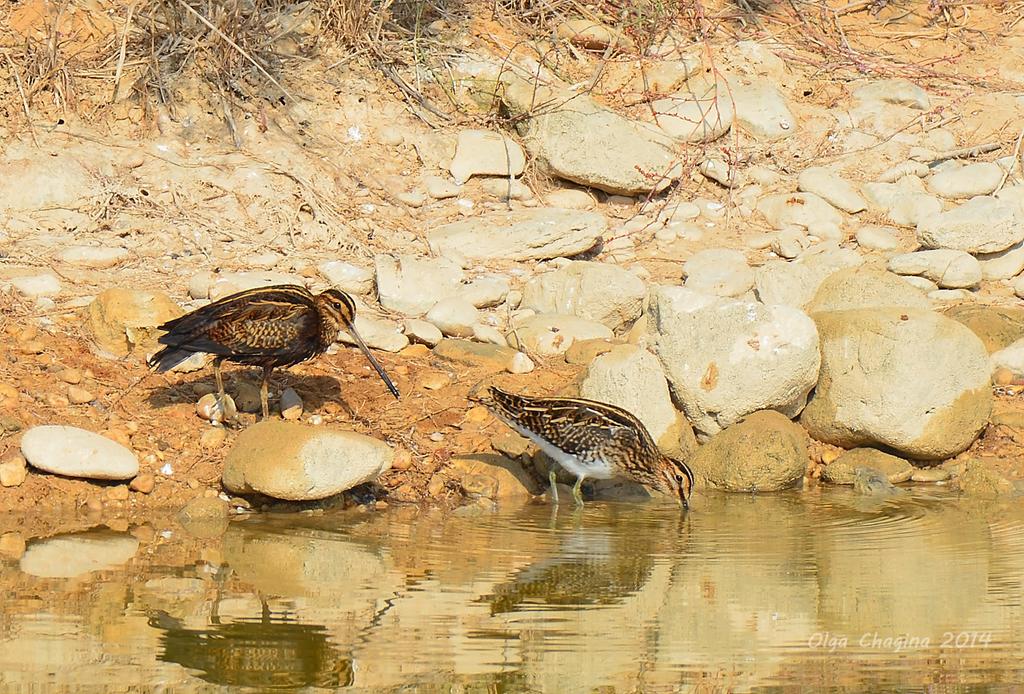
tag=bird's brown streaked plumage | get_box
[479,386,694,507]
[148,285,399,418]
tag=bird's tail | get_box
[147,345,196,372]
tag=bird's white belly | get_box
[508,423,615,481]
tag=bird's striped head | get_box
[315,288,358,331]
[653,455,695,508]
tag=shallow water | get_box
[3,489,1024,692]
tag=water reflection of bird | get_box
[148,285,399,418]
[479,386,694,506]
[149,605,353,689]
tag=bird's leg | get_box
[213,358,226,408]
[548,469,559,504]
[572,477,586,507]
[260,366,274,420]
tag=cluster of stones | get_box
[5,28,1024,504]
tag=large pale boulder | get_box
[646,287,820,437]
[427,208,605,261]
[916,196,1022,254]
[374,254,463,316]
[579,344,696,458]
[801,308,991,459]
[521,261,646,331]
[805,265,931,313]
[88,288,183,357]
[222,420,394,500]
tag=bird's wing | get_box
[157,285,314,335]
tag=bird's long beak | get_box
[344,318,400,399]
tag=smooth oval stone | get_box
[21,425,139,480]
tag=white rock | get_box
[730,77,795,140]
[403,318,443,346]
[698,158,741,187]
[855,224,901,251]
[927,162,1003,199]
[423,175,462,199]
[646,287,821,437]
[805,265,930,313]
[425,297,479,338]
[449,129,526,184]
[916,196,1023,254]
[682,248,754,297]
[651,78,735,143]
[808,221,844,242]
[888,192,943,227]
[20,532,139,578]
[21,425,139,480]
[992,338,1024,377]
[520,260,646,330]
[223,421,394,501]
[579,344,689,455]
[472,323,508,346]
[57,246,129,268]
[1013,274,1024,299]
[888,249,981,289]
[802,309,990,459]
[428,208,605,261]
[10,274,61,298]
[506,351,535,374]
[241,251,282,270]
[545,189,596,209]
[480,177,532,201]
[901,275,938,292]
[507,313,613,357]
[757,192,843,229]
[374,254,463,316]
[929,288,974,302]
[462,275,510,308]
[318,260,375,295]
[797,167,867,213]
[979,244,1024,280]
[772,227,809,259]
[853,78,930,109]
[754,245,864,308]
[209,272,302,300]
[339,314,409,352]
[188,272,215,300]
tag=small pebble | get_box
[994,367,1015,386]
[506,351,535,374]
[107,485,130,501]
[0,532,26,560]
[200,427,228,449]
[59,368,83,385]
[421,372,452,390]
[0,453,27,487]
[130,473,156,494]
[392,448,413,470]
[429,432,445,442]
[427,476,446,496]
[67,386,95,404]
[911,467,951,483]
[279,388,303,420]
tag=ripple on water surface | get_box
[2,491,1024,691]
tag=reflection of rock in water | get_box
[149,610,353,689]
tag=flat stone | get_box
[520,260,646,331]
[374,254,463,316]
[545,189,596,209]
[209,272,302,300]
[21,425,139,480]
[507,313,613,357]
[448,454,539,501]
[682,248,754,297]
[428,208,605,261]
[318,260,375,295]
[338,315,408,352]
[424,175,461,199]
[403,318,443,346]
[10,274,61,298]
[652,78,734,143]
[461,275,510,308]
[19,531,139,578]
[449,129,526,184]
[757,192,842,229]
[222,420,394,501]
[425,297,479,338]
[979,244,1024,280]
[853,78,930,109]
[57,246,129,268]
[798,167,867,213]
[888,249,981,289]
[822,448,915,485]
[917,196,1023,254]
[730,77,795,140]
[927,162,1003,199]
[434,339,517,371]
[855,225,901,251]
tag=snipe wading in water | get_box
[479,386,694,507]
[148,285,399,418]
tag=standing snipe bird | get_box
[480,386,694,507]
[148,285,399,418]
